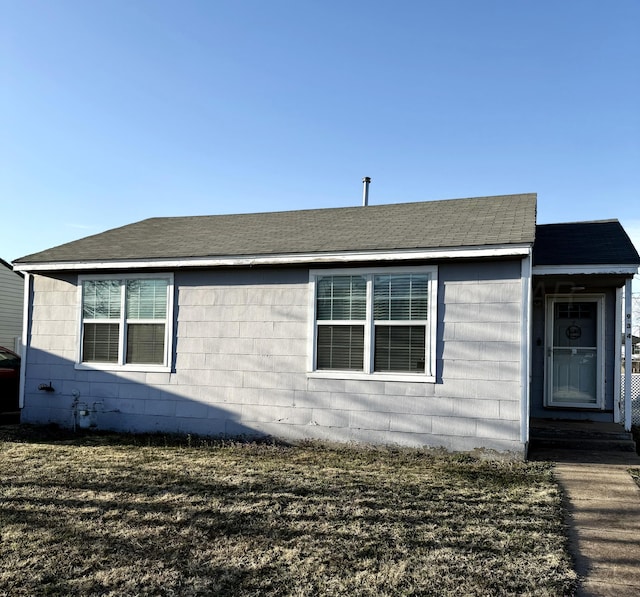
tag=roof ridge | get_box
[145,192,537,222]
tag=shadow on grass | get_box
[0,424,577,596]
[0,422,291,448]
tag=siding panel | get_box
[22,261,525,455]
[0,262,24,349]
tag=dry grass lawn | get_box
[0,426,576,596]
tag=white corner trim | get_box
[624,279,633,431]
[18,273,31,409]
[13,244,532,272]
[614,287,622,423]
[520,252,532,445]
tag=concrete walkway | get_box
[531,449,640,596]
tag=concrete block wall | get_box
[22,261,525,455]
[21,274,78,426]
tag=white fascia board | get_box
[532,264,639,276]
[520,251,533,445]
[13,244,531,273]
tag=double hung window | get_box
[311,267,436,379]
[79,275,173,369]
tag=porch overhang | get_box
[530,273,636,432]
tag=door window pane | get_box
[553,302,597,347]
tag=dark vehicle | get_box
[0,346,20,412]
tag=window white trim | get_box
[76,273,174,372]
[308,266,437,382]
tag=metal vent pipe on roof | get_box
[362,176,371,206]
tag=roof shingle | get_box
[533,220,640,266]
[14,193,538,265]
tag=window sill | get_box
[307,370,435,384]
[75,363,171,373]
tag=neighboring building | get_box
[0,258,23,351]
[12,194,640,456]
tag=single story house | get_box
[12,193,640,456]
[0,257,24,352]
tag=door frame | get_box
[544,293,606,409]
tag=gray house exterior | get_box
[0,258,23,351]
[12,194,640,456]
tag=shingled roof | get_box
[533,220,640,266]
[14,193,537,267]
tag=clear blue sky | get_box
[2,0,639,282]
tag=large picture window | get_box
[79,275,173,369]
[311,267,437,380]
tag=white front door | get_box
[545,295,605,409]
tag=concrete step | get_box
[530,422,637,452]
[0,411,20,425]
[529,436,637,452]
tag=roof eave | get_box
[533,264,639,276]
[13,243,533,273]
